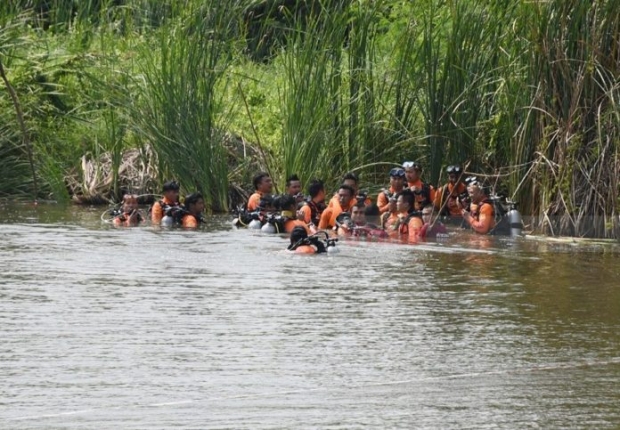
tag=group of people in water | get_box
[111,160,522,254]
[111,180,205,228]
[234,161,522,253]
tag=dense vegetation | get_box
[1,0,619,237]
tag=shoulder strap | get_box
[380,211,390,228]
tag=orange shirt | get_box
[181,214,199,228]
[381,212,401,238]
[299,205,312,224]
[318,206,339,230]
[283,219,310,234]
[293,245,316,254]
[403,216,424,243]
[319,200,356,230]
[298,202,321,225]
[298,206,318,234]
[151,197,178,224]
[377,187,401,214]
[466,201,495,234]
[407,178,424,190]
[247,191,264,211]
[407,179,435,211]
[327,193,372,209]
[434,182,467,217]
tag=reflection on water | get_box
[1,203,620,429]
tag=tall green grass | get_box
[277,0,403,190]
[506,0,620,237]
[131,1,242,211]
[277,1,348,187]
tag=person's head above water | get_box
[121,194,139,212]
[285,174,302,197]
[184,192,205,215]
[341,172,359,194]
[465,176,489,203]
[307,179,325,201]
[402,161,422,183]
[389,167,406,191]
[253,172,273,193]
[446,165,463,184]
[162,180,180,202]
[276,194,297,212]
[397,189,415,213]
[289,225,308,246]
[337,184,355,208]
[351,202,367,226]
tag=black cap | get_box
[162,180,180,192]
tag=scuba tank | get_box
[507,200,523,237]
[261,222,277,234]
[249,218,263,229]
[261,213,285,234]
[161,214,174,227]
[326,240,339,253]
[160,204,185,227]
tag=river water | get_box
[1,203,620,429]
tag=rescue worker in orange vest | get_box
[402,161,435,211]
[327,172,371,209]
[395,189,424,243]
[377,167,406,214]
[181,192,206,228]
[113,194,144,227]
[318,184,356,230]
[151,180,181,225]
[434,165,467,219]
[380,191,401,238]
[285,174,304,206]
[298,179,326,232]
[247,172,273,212]
[288,226,317,254]
[278,194,310,234]
[460,177,495,234]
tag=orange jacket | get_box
[327,193,372,209]
[407,178,424,190]
[181,214,200,228]
[434,182,467,217]
[247,191,264,211]
[400,215,424,243]
[298,199,325,226]
[298,204,312,224]
[293,245,316,254]
[466,200,495,234]
[381,211,401,239]
[284,219,310,234]
[151,197,178,224]
[318,199,357,230]
[377,187,401,213]
[407,179,435,211]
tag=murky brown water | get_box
[2,203,620,429]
